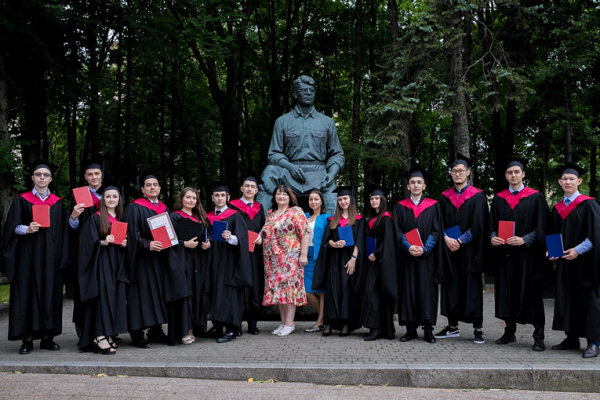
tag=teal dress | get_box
[304,212,331,293]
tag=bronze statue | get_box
[257,76,345,213]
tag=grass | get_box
[0,284,9,304]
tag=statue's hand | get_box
[320,173,334,188]
[290,165,306,183]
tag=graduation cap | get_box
[211,181,230,194]
[448,153,474,169]
[555,162,587,178]
[369,185,391,198]
[333,186,354,197]
[140,171,161,185]
[240,172,264,185]
[83,158,103,172]
[403,165,430,181]
[505,156,529,171]
[29,159,58,175]
[96,181,121,196]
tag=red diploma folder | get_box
[405,228,424,247]
[72,186,94,208]
[32,205,51,228]
[248,230,259,253]
[151,225,174,249]
[498,221,515,241]
[110,221,128,245]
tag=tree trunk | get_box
[0,55,15,234]
[563,78,572,162]
[350,0,363,189]
[591,99,598,197]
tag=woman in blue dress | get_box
[304,189,331,332]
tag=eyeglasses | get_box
[33,173,51,178]
[450,169,467,175]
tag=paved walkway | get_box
[1,291,599,392]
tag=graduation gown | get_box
[312,216,365,332]
[0,192,67,340]
[77,213,129,349]
[550,196,600,342]
[206,209,252,327]
[394,198,450,326]
[438,186,489,323]
[67,190,101,327]
[228,199,266,313]
[360,213,397,338]
[123,198,169,331]
[489,187,549,325]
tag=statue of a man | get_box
[258,75,345,213]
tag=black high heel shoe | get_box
[322,324,332,337]
[339,324,349,337]
[95,336,116,355]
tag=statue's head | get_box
[293,75,316,107]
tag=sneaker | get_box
[434,326,460,339]
[473,330,485,344]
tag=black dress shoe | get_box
[364,329,380,341]
[322,325,332,337]
[552,338,580,350]
[147,329,169,343]
[19,341,33,355]
[532,339,545,351]
[217,332,236,343]
[583,344,599,358]
[424,332,436,343]
[248,325,260,335]
[40,339,60,351]
[495,334,516,345]
[205,327,224,338]
[132,340,150,349]
[400,332,418,342]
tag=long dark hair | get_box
[270,184,298,211]
[173,187,209,227]
[330,194,358,229]
[367,195,388,230]
[308,189,327,216]
[99,189,124,239]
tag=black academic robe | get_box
[206,209,252,327]
[123,198,169,331]
[394,198,450,326]
[549,196,600,342]
[489,187,549,325]
[228,199,266,314]
[67,190,101,327]
[0,192,67,340]
[360,213,397,338]
[438,186,489,324]
[77,213,129,349]
[312,216,365,332]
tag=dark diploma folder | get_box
[546,234,565,259]
[338,225,354,247]
[445,225,462,240]
[366,237,377,256]
[212,220,228,242]
[176,217,203,242]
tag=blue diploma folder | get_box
[212,220,228,242]
[546,234,564,259]
[338,225,354,247]
[366,237,377,256]
[445,225,462,240]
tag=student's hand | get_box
[409,245,423,257]
[27,222,41,234]
[562,248,579,261]
[71,203,86,220]
[185,237,199,249]
[121,239,127,248]
[491,237,505,246]
[222,230,232,241]
[445,236,460,251]
[150,241,163,251]
[506,236,525,246]
[254,235,263,245]
[201,241,211,250]
[345,257,356,275]
[368,253,376,262]
[105,234,115,244]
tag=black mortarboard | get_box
[369,185,391,198]
[96,181,121,196]
[333,186,353,197]
[29,159,58,175]
[140,171,161,185]
[448,153,474,168]
[555,162,587,178]
[240,172,264,185]
[505,156,529,171]
[403,165,430,181]
[211,181,230,194]
[83,158,103,172]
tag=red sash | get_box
[397,197,437,219]
[229,199,261,220]
[173,210,199,222]
[95,211,119,223]
[496,187,538,210]
[327,214,363,227]
[554,195,594,220]
[132,198,167,214]
[20,191,62,207]
[207,208,238,225]
[368,212,393,229]
[441,185,482,210]
[91,190,101,209]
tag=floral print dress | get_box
[261,206,309,306]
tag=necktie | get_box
[513,191,519,196]
[565,199,570,205]
[248,202,252,208]
[216,210,221,215]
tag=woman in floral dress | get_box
[255,184,310,336]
